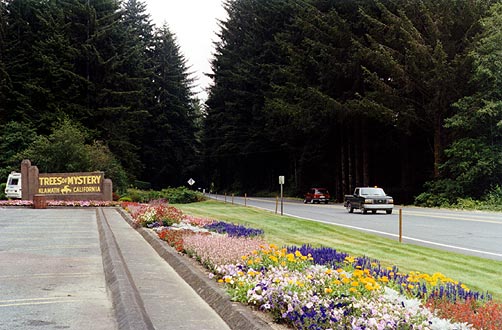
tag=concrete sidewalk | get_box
[98,207,273,330]
[0,208,116,330]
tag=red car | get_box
[304,188,330,204]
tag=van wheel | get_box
[362,208,368,214]
[311,199,315,204]
[386,209,392,214]
[346,203,354,213]
[372,210,376,214]
[303,199,307,204]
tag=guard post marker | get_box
[399,208,403,243]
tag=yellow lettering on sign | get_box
[73,186,101,193]
[37,187,60,194]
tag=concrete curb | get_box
[115,207,274,330]
[96,208,155,330]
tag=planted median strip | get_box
[122,200,502,329]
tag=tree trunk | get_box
[433,113,442,178]
[362,119,369,186]
[340,126,346,196]
[354,121,361,187]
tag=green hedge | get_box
[120,186,205,204]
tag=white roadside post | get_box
[279,176,285,215]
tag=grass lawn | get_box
[175,200,502,300]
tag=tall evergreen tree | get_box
[437,2,502,199]
[204,0,298,192]
[141,24,199,188]
[0,0,8,118]
[353,0,491,198]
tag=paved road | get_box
[0,208,116,330]
[210,194,502,261]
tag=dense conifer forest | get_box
[1,0,501,204]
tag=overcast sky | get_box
[144,0,227,100]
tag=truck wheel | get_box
[311,199,315,204]
[372,210,376,214]
[362,208,368,214]
[303,199,307,204]
[386,209,392,214]
[346,203,354,213]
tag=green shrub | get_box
[0,182,6,200]
[124,187,205,204]
[159,187,205,204]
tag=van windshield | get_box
[9,178,19,185]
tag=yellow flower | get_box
[351,281,359,287]
[218,279,224,283]
[325,269,333,275]
[349,287,357,293]
[380,276,389,283]
[324,288,333,294]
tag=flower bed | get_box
[0,199,119,207]
[124,201,500,330]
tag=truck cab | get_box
[344,187,393,214]
[5,172,22,199]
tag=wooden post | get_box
[399,208,403,243]
[224,192,227,203]
[245,193,247,206]
[232,194,234,204]
[275,196,278,214]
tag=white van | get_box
[5,172,22,199]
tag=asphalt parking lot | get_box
[0,208,116,330]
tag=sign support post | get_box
[279,176,285,215]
